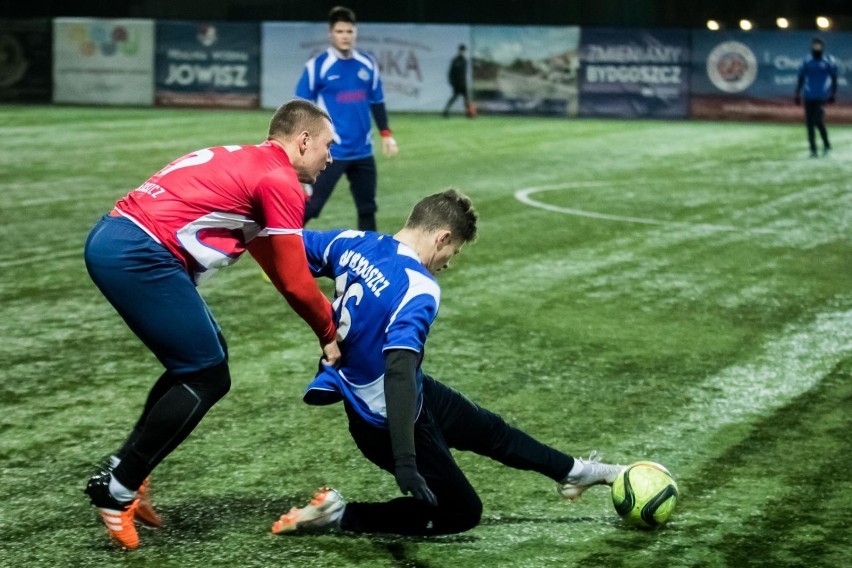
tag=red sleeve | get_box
[247,234,336,345]
[256,169,306,234]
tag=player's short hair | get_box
[458,44,466,52]
[267,99,331,139]
[329,6,356,27]
[812,37,824,47]
[405,189,478,243]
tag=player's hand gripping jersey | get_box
[301,230,441,427]
[114,142,306,283]
[296,48,385,161]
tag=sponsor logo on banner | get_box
[197,25,218,47]
[67,22,139,57]
[0,34,28,87]
[53,18,155,105]
[260,23,471,111]
[578,29,690,118]
[706,41,757,93]
[156,21,259,108]
[0,18,52,102]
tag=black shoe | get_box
[84,469,141,549]
[84,469,132,509]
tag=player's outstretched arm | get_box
[384,349,436,505]
[248,235,339,364]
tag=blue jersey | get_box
[302,229,441,427]
[296,48,385,161]
[798,55,838,100]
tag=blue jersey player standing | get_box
[795,37,838,158]
[296,6,398,232]
[269,190,623,536]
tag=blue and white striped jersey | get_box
[302,229,441,427]
[296,48,385,161]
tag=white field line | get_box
[0,249,80,268]
[515,183,778,234]
[626,303,852,466]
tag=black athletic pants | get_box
[340,375,574,536]
[443,85,470,115]
[304,156,377,231]
[804,99,830,154]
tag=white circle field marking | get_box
[514,182,777,234]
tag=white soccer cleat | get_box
[271,487,346,534]
[557,451,624,502]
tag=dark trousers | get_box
[340,376,574,536]
[443,85,470,116]
[305,156,377,231]
[804,99,830,154]
[85,215,231,490]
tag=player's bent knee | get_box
[179,359,232,403]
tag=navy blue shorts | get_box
[84,215,226,374]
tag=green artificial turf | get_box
[1,105,850,567]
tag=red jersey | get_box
[115,141,305,283]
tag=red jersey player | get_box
[82,99,339,549]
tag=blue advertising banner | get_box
[472,26,580,116]
[578,28,690,118]
[156,21,260,108]
[0,19,52,102]
[691,30,852,122]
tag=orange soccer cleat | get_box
[134,476,163,528]
[84,470,141,549]
[272,487,346,534]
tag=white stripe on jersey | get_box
[385,268,441,333]
[314,93,340,145]
[322,230,366,265]
[263,228,304,236]
[352,50,374,71]
[319,49,339,79]
[305,59,316,92]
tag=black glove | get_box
[827,94,836,104]
[394,462,437,506]
[794,95,801,106]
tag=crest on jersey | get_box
[358,68,370,82]
[706,41,757,93]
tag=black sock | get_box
[111,359,231,490]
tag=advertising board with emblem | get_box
[53,18,155,105]
[691,30,852,122]
[0,19,51,102]
[156,21,260,108]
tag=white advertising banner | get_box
[53,18,155,105]
[262,22,471,111]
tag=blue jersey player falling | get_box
[296,6,398,231]
[270,190,624,537]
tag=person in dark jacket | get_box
[795,37,838,158]
[443,44,472,117]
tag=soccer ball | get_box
[611,461,678,529]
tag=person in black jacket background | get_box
[443,44,472,117]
